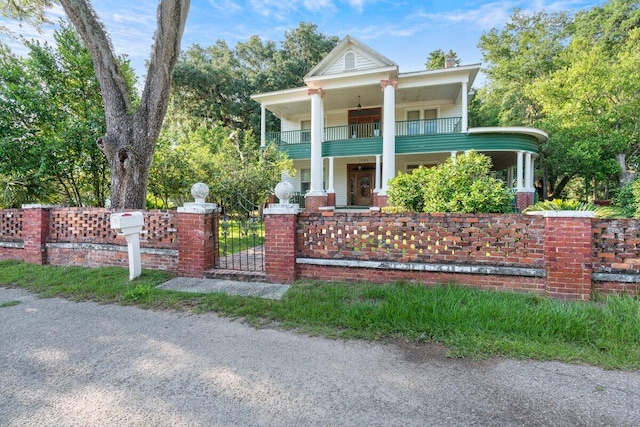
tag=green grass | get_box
[219,218,265,255]
[0,300,21,307]
[2,260,640,369]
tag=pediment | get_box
[305,35,398,79]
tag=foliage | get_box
[477,8,571,127]
[0,0,52,27]
[523,199,620,218]
[148,125,293,207]
[380,206,411,214]
[388,152,513,213]
[613,179,640,218]
[528,19,640,189]
[425,49,459,70]
[170,22,339,137]
[386,170,426,212]
[613,181,637,217]
[4,260,640,369]
[476,2,640,200]
[208,133,293,207]
[0,300,21,308]
[0,24,114,207]
[147,138,193,208]
[475,9,573,199]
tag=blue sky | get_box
[2,0,604,85]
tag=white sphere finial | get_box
[274,181,294,205]
[191,183,209,204]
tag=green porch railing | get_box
[266,117,462,145]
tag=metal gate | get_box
[217,193,265,271]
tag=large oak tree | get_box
[2,0,190,209]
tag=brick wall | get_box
[592,218,640,295]
[263,210,640,300]
[297,212,544,267]
[0,207,181,273]
[0,209,23,261]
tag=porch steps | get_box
[204,268,267,282]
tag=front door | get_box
[348,164,376,206]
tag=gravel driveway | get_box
[1,287,639,426]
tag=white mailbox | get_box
[110,211,144,280]
[110,211,144,235]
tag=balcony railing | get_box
[266,117,462,145]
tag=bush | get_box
[386,168,427,212]
[613,180,640,217]
[387,151,513,213]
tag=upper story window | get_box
[344,52,356,70]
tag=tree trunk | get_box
[97,116,155,209]
[617,153,634,187]
[551,174,573,200]
[60,0,190,209]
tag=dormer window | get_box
[344,51,356,70]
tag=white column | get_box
[507,167,514,189]
[260,104,266,148]
[525,152,533,191]
[308,88,324,196]
[451,151,457,165]
[380,79,397,195]
[374,154,381,192]
[327,157,335,193]
[516,151,524,191]
[531,155,536,191]
[461,81,468,132]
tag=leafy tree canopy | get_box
[0,23,132,207]
[170,22,339,139]
[425,49,459,70]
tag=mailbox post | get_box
[110,212,144,280]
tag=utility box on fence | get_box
[110,212,144,280]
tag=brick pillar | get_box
[304,194,327,213]
[544,213,593,300]
[326,192,336,207]
[516,192,535,212]
[264,212,298,284]
[22,205,51,265]
[176,209,218,278]
[375,193,389,208]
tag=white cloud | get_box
[415,1,516,31]
[304,0,335,13]
[344,0,365,12]
[249,0,299,20]
[208,0,243,15]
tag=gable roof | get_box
[304,35,398,79]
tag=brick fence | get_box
[265,210,640,300]
[0,205,217,275]
[4,205,640,300]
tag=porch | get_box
[267,117,463,146]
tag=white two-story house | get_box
[251,35,546,211]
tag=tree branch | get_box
[137,0,190,143]
[59,0,131,129]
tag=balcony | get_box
[266,117,462,146]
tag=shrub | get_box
[613,179,640,218]
[387,167,428,211]
[387,151,513,213]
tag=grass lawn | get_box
[219,218,264,256]
[1,259,639,370]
